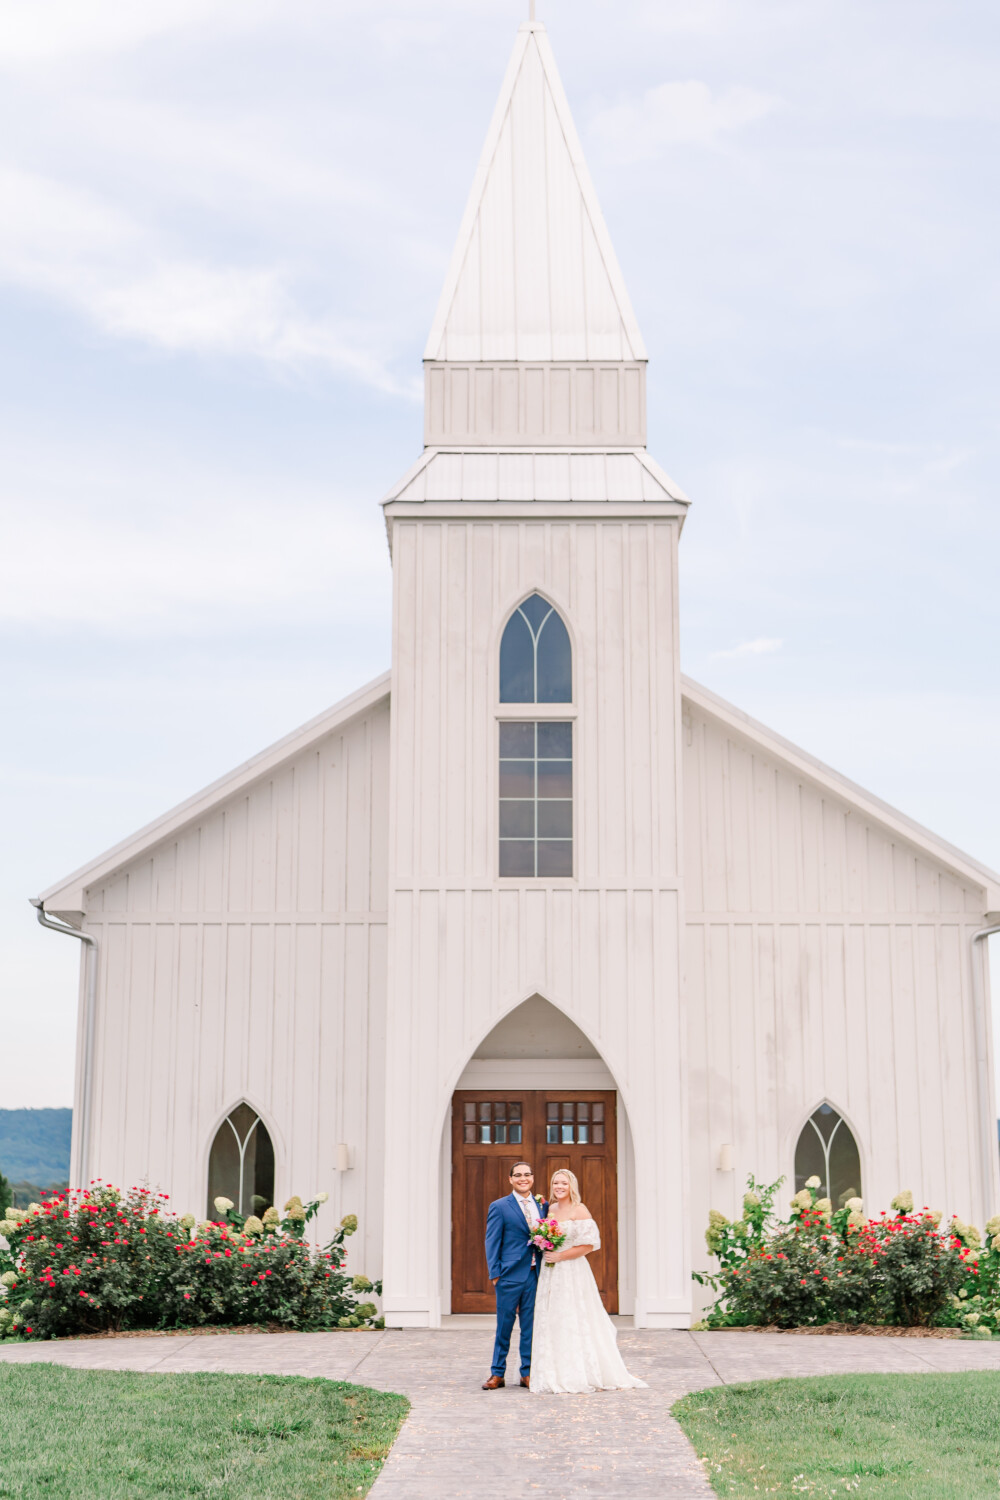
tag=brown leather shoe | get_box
[481,1375,505,1390]
[520,1376,530,1389]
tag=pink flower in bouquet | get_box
[531,1217,567,1262]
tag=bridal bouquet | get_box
[531,1217,566,1264]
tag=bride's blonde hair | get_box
[549,1168,581,1204]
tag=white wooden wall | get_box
[381,514,690,1327]
[683,699,997,1303]
[76,701,390,1278]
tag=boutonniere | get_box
[535,1194,544,1204]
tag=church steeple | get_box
[423,21,648,449]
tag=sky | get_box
[2,0,999,1110]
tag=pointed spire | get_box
[425,23,646,365]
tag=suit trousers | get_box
[491,1266,538,1378]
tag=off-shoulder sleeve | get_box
[578,1217,601,1252]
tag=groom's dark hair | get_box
[509,1162,533,1176]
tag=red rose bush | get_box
[0,1183,381,1342]
[696,1177,993,1332]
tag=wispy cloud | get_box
[0,0,271,63]
[591,80,780,162]
[0,166,418,395]
[711,637,784,660]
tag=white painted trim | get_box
[386,500,689,522]
[36,672,392,914]
[456,1058,615,1088]
[682,675,1000,904]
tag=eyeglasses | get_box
[511,1171,533,1178]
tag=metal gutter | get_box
[972,922,1000,1220]
[29,900,97,1192]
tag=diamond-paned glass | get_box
[499,720,572,877]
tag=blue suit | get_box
[485,1192,548,1379]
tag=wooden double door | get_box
[451,1089,618,1314]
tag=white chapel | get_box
[35,20,1000,1327]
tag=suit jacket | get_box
[485,1193,549,1282]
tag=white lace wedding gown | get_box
[530,1218,646,1394]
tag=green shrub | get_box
[857,1211,969,1326]
[933,1212,1000,1337]
[0,1184,380,1342]
[0,1171,10,1219]
[698,1178,978,1329]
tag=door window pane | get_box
[458,1101,524,1147]
[542,1100,608,1146]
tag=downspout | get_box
[972,921,1000,1221]
[29,900,98,1192]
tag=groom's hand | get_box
[490,1278,498,1286]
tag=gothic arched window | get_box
[499,594,571,703]
[207,1103,275,1219]
[794,1103,862,1208]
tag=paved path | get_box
[4,1328,1000,1498]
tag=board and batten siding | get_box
[381,514,690,1327]
[683,698,997,1300]
[75,701,390,1276]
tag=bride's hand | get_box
[542,1250,560,1264]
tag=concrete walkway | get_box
[3,1328,1000,1498]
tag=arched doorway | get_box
[449,996,622,1313]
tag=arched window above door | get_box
[207,1102,275,1219]
[794,1103,862,1208]
[499,594,571,703]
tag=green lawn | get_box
[0,1364,408,1498]
[673,1372,1000,1497]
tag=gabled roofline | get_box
[35,671,392,918]
[423,21,647,364]
[682,674,1000,908]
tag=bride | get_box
[529,1168,646,1394]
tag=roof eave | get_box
[35,671,392,915]
[682,674,1000,907]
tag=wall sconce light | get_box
[717,1143,734,1172]
[335,1143,351,1172]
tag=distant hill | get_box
[0,1109,72,1184]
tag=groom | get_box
[481,1162,547,1390]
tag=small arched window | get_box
[207,1103,275,1219]
[794,1103,862,1208]
[500,594,571,703]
